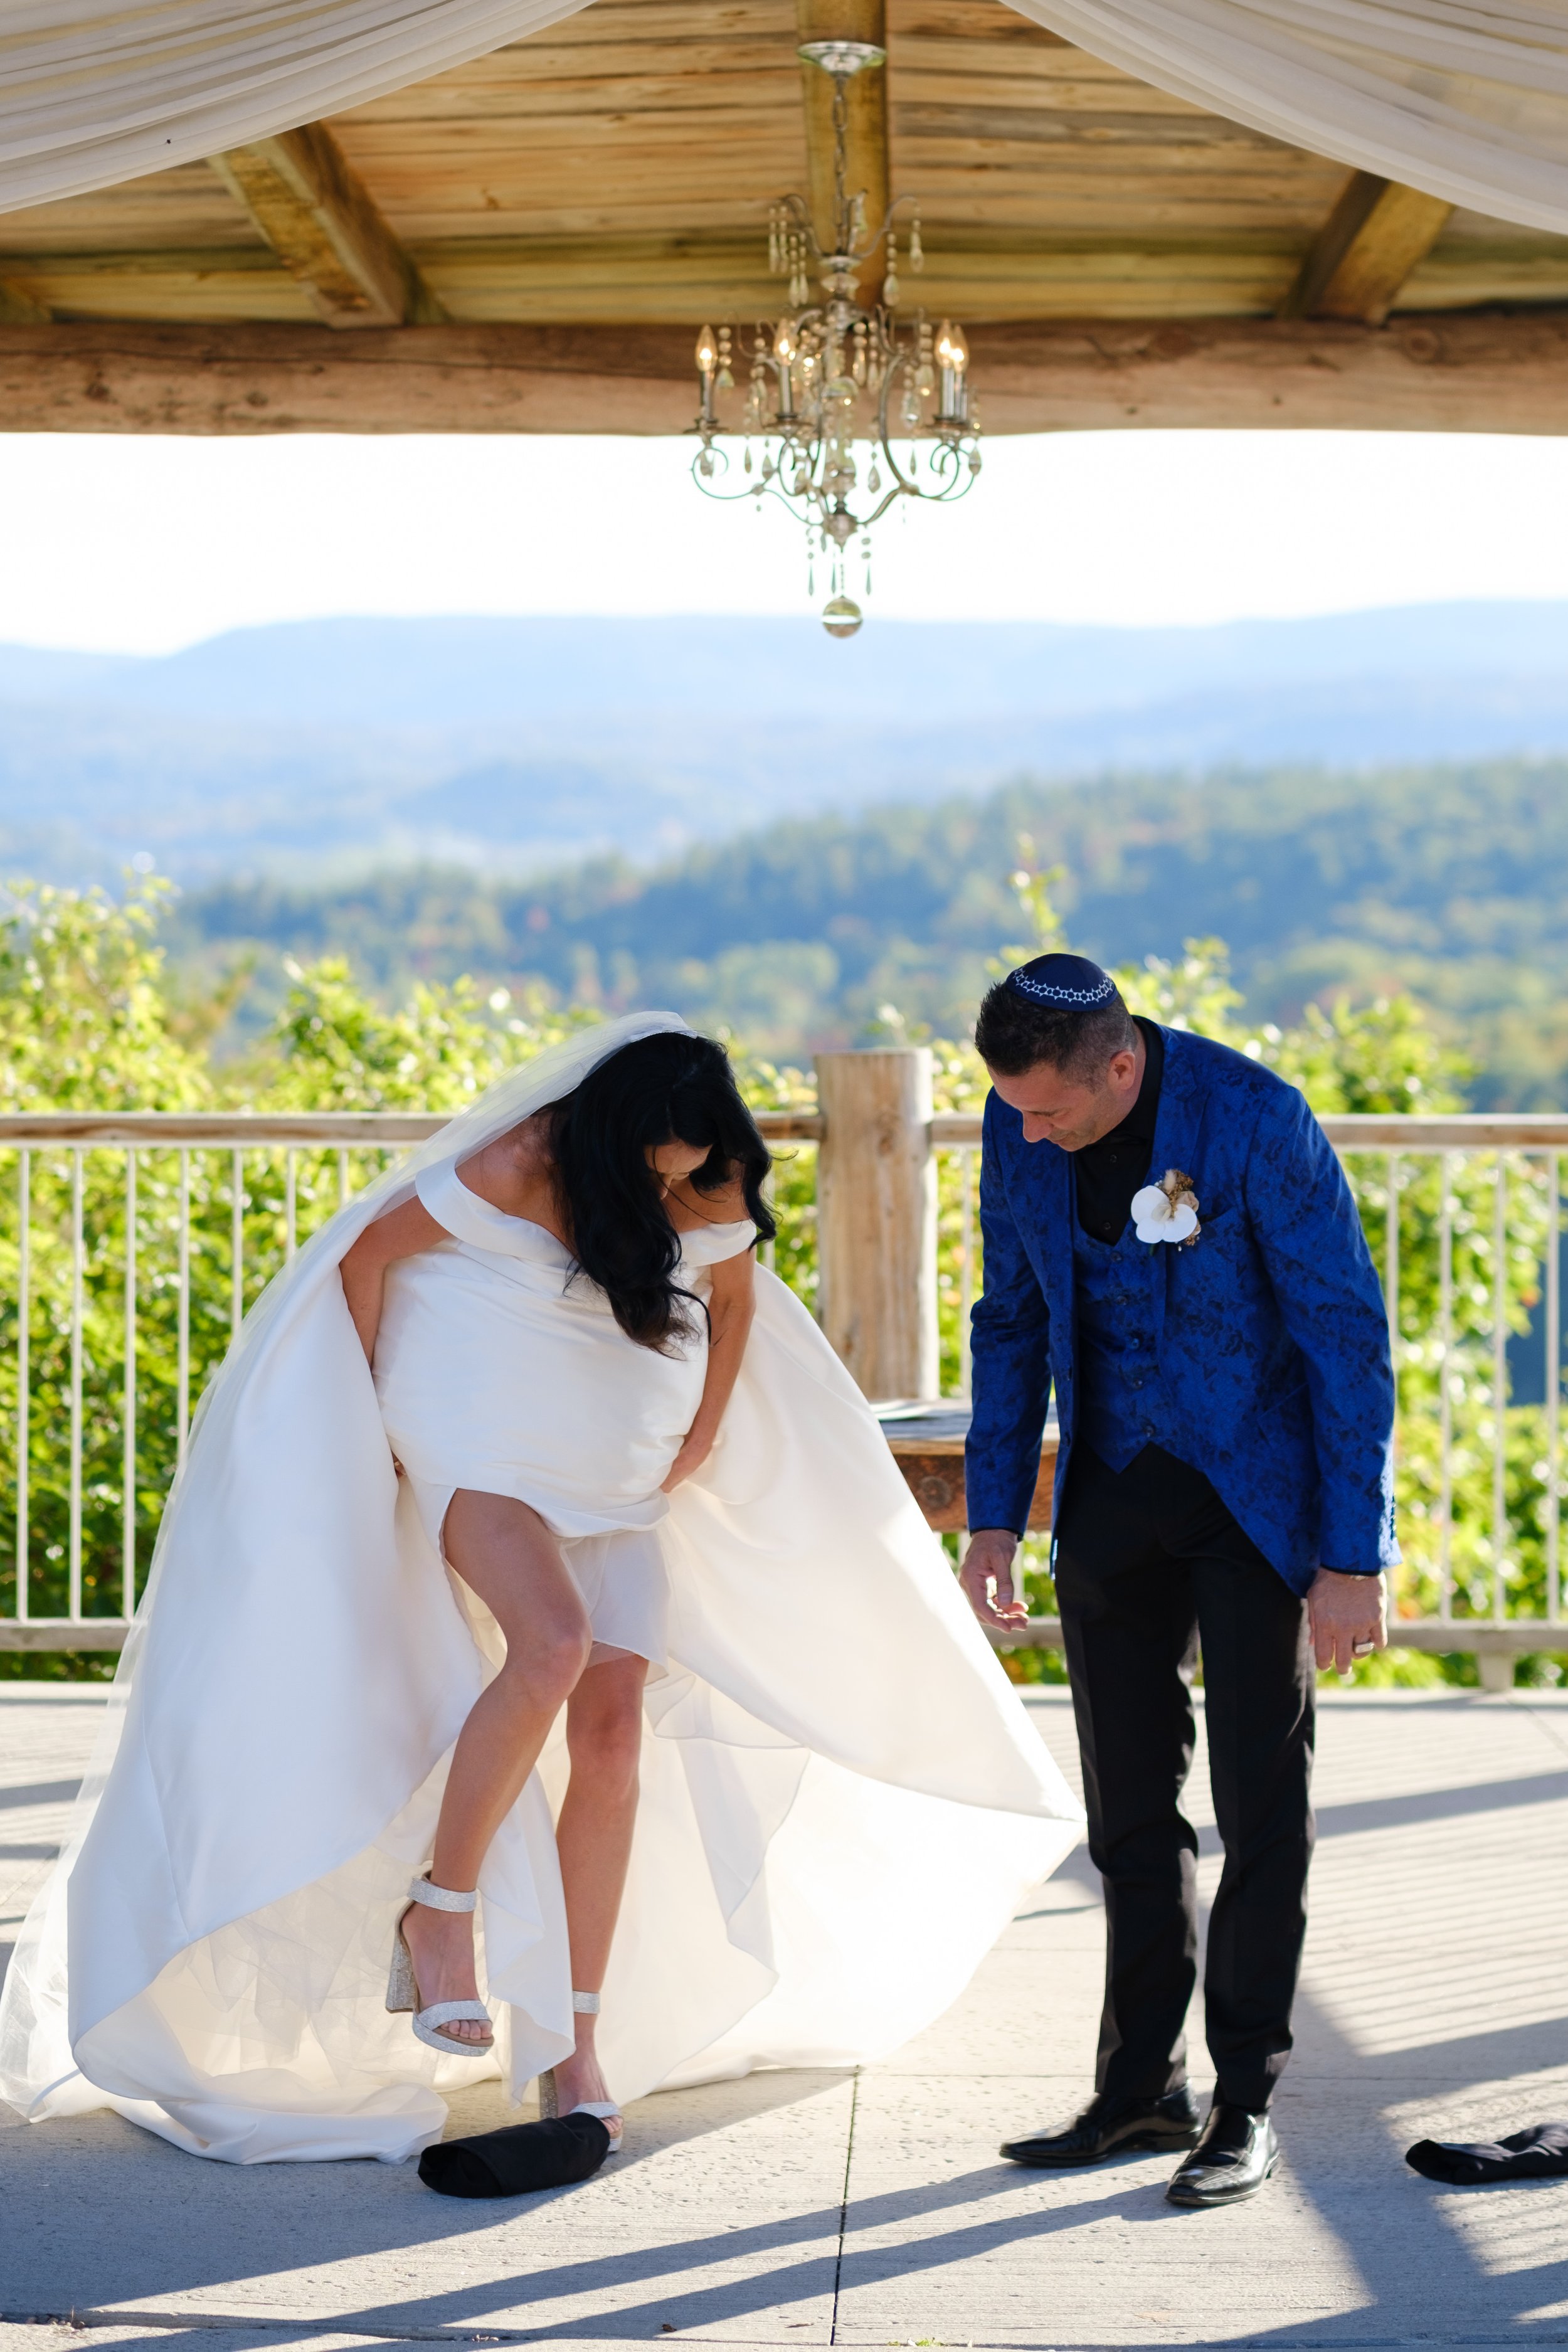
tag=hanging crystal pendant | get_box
[882,228,899,309]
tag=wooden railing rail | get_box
[0,1111,825,1145]
[931,1112,1568,1149]
[6,1106,1552,1150]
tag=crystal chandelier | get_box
[691,39,981,638]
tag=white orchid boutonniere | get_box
[1131,1168,1201,1248]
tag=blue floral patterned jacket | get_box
[965,1025,1398,1593]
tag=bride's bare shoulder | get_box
[457,1114,555,1212]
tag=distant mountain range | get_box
[4,604,1568,882]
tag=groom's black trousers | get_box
[1052,1443,1315,2116]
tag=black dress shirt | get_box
[1073,1018,1165,1243]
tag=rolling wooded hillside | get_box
[172,758,1568,1107]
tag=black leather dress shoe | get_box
[1165,2102,1279,2206]
[1000,2085,1202,2168]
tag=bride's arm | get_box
[662,1249,756,1490]
[339,1195,446,1365]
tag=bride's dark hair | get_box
[549,1030,776,1352]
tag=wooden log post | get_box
[814,1049,938,1401]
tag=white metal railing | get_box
[4,1108,1567,1668]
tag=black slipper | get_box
[1406,2121,1568,2186]
[418,2112,612,2196]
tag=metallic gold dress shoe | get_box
[1165,2102,1279,2206]
[1001,2085,1202,2168]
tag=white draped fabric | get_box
[1012,0,1568,236]
[0,1014,1081,2165]
[4,0,1568,233]
[0,0,595,214]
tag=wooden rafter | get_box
[4,314,1568,437]
[1279,170,1453,325]
[796,0,889,310]
[208,122,444,328]
[0,276,50,324]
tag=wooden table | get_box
[877,1403,1057,1535]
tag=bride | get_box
[0,1013,1081,2169]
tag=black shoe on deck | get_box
[1000,2085,1202,2168]
[1165,2102,1279,2208]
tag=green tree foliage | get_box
[260,959,598,1111]
[0,877,211,1113]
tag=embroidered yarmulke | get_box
[1004,953,1117,1009]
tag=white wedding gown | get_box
[0,1015,1082,2164]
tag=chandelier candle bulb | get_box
[694,324,719,426]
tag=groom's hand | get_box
[1308,1567,1388,1675]
[960,1529,1030,1633]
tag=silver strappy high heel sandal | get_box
[538,1991,622,2153]
[386,1875,495,2053]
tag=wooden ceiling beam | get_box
[1279,169,1452,325]
[4,314,1568,435]
[795,0,889,309]
[209,122,445,327]
[0,277,51,324]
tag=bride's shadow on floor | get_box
[0,2065,864,2318]
[1,2058,1173,2349]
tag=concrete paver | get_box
[0,1687,103,1959]
[4,1685,1568,2347]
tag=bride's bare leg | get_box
[550,1652,649,2114]
[403,1490,591,2047]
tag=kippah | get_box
[1004,953,1117,1008]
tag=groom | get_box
[960,952,1396,2208]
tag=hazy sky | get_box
[8,426,1568,654]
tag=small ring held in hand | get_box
[1352,1640,1375,1658]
